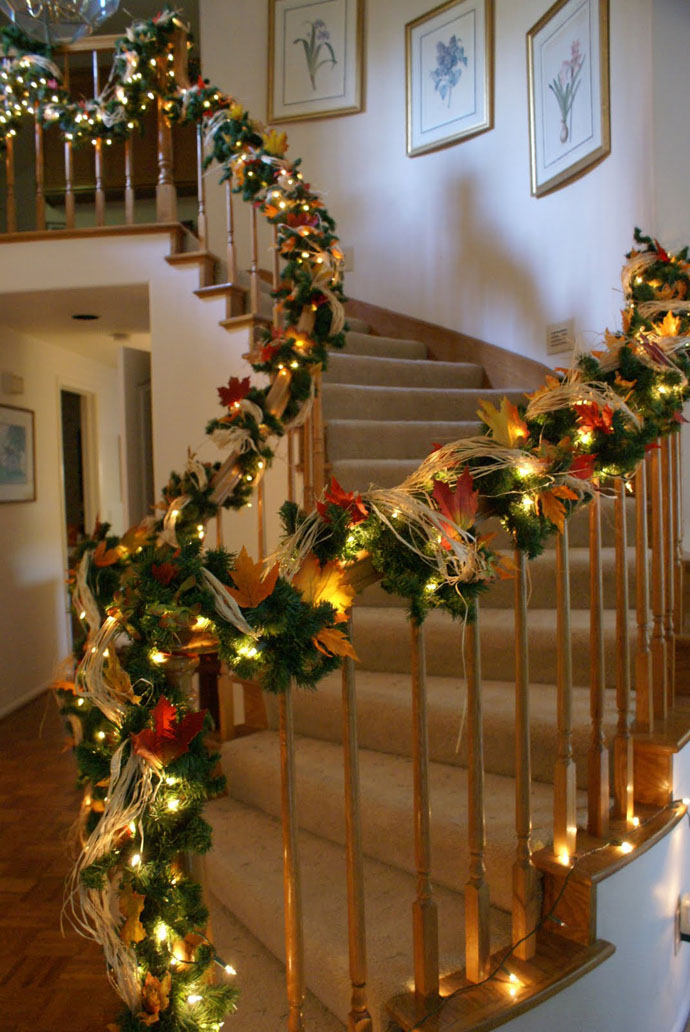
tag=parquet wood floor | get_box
[0,693,120,1032]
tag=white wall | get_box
[0,325,123,717]
[199,0,654,364]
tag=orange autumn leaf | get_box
[537,486,578,534]
[137,971,172,1025]
[227,547,279,608]
[53,678,77,694]
[119,523,152,557]
[654,311,682,337]
[92,540,121,567]
[525,374,561,404]
[292,555,355,615]
[104,650,139,704]
[477,397,529,448]
[494,551,518,580]
[312,626,359,661]
[119,883,146,945]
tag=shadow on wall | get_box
[0,573,65,714]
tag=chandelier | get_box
[0,0,121,45]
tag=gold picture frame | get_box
[527,0,610,197]
[405,0,494,158]
[268,0,364,124]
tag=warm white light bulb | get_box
[558,850,570,866]
[167,798,180,812]
[620,841,633,854]
[224,964,236,975]
[131,853,141,867]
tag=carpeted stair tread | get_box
[325,352,484,389]
[482,494,637,550]
[326,419,482,460]
[344,316,371,333]
[207,891,346,1031]
[321,383,523,422]
[342,330,427,359]
[220,730,584,912]
[350,605,634,687]
[330,458,426,490]
[263,671,616,790]
[205,795,512,1027]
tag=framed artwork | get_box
[527,0,610,197]
[0,404,35,503]
[268,0,364,123]
[406,0,493,158]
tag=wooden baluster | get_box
[195,123,207,249]
[216,510,223,548]
[249,205,259,315]
[588,488,609,839]
[672,433,683,636]
[92,50,105,226]
[648,444,668,720]
[5,134,16,232]
[512,550,538,960]
[554,525,577,859]
[63,53,75,229]
[613,478,633,822]
[34,105,45,231]
[465,607,490,982]
[225,178,237,283]
[661,436,675,707]
[257,478,266,561]
[287,430,295,504]
[279,683,305,1032]
[410,620,439,1001]
[312,369,326,500]
[635,462,653,730]
[342,617,373,1031]
[272,224,282,326]
[164,654,199,710]
[156,94,177,222]
[124,138,135,225]
[302,417,314,512]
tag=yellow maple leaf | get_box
[227,547,280,608]
[119,883,146,945]
[262,129,288,156]
[119,523,152,557]
[537,485,578,534]
[104,650,139,704]
[312,626,359,660]
[477,397,529,448]
[524,374,561,404]
[292,555,355,614]
[654,311,682,337]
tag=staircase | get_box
[202,316,635,1030]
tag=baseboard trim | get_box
[0,682,50,721]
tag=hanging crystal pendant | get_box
[0,0,121,45]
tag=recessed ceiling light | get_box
[71,313,100,321]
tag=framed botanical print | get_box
[405,0,494,157]
[268,0,364,123]
[0,404,35,503]
[527,0,610,197]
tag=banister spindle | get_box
[249,205,260,316]
[272,224,282,327]
[279,683,305,1032]
[5,134,16,232]
[613,478,633,822]
[512,550,538,960]
[588,488,609,839]
[257,478,266,561]
[196,123,208,249]
[302,416,314,512]
[124,138,135,224]
[554,525,577,859]
[34,104,45,230]
[341,617,373,1031]
[661,436,675,707]
[63,53,74,229]
[312,369,326,500]
[635,462,653,730]
[465,607,490,982]
[410,620,439,1001]
[156,93,177,222]
[225,178,237,283]
[648,443,668,720]
[92,50,105,226]
[287,430,295,504]
[672,433,683,635]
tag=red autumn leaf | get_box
[432,468,478,531]
[673,411,688,424]
[638,336,672,367]
[645,441,661,454]
[217,376,251,410]
[569,454,596,480]
[260,342,280,364]
[316,477,368,526]
[575,402,615,435]
[654,239,670,262]
[151,562,177,586]
[285,211,319,230]
[131,696,206,769]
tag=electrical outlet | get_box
[546,318,575,356]
[1,372,24,395]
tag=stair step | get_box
[331,458,426,490]
[485,494,638,550]
[264,671,616,790]
[165,249,217,286]
[207,890,345,1031]
[342,330,427,360]
[324,352,484,389]
[205,796,512,1026]
[344,316,371,334]
[326,419,482,461]
[322,384,523,422]
[220,731,582,912]
[350,606,633,687]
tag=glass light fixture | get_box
[0,0,120,45]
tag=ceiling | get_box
[0,283,151,366]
